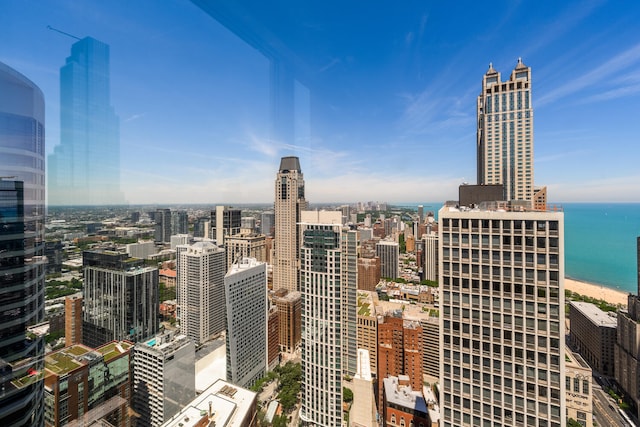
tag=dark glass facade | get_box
[0,61,46,427]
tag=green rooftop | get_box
[97,341,132,362]
[45,349,84,375]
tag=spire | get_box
[515,57,528,70]
[486,62,498,75]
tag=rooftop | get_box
[569,301,617,328]
[162,379,256,427]
[383,376,427,414]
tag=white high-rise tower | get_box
[177,241,226,345]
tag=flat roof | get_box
[162,379,256,427]
[569,301,617,328]
[383,376,427,414]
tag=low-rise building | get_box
[382,376,430,427]
[565,347,593,427]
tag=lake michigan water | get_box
[402,203,640,294]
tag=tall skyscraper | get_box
[132,331,195,427]
[48,36,123,205]
[171,210,189,235]
[423,232,439,282]
[299,211,344,426]
[82,250,159,347]
[439,205,566,427]
[224,257,268,388]
[154,208,172,243]
[341,229,358,377]
[177,241,226,345]
[273,156,307,292]
[0,62,46,427]
[477,58,534,202]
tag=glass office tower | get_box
[0,61,46,427]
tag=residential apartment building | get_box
[65,295,83,347]
[177,241,226,345]
[225,257,268,388]
[272,289,301,353]
[439,204,566,427]
[565,347,593,427]
[377,239,399,280]
[132,331,195,427]
[225,232,267,270]
[569,301,617,376]
[82,250,159,348]
[299,211,344,426]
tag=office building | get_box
[377,239,399,280]
[48,37,123,205]
[44,341,133,427]
[82,250,159,348]
[45,240,64,274]
[225,232,267,270]
[273,156,307,292]
[225,258,268,388]
[477,59,534,202]
[0,62,46,426]
[171,210,188,235]
[261,211,275,236]
[299,211,344,426]
[439,204,566,427]
[382,376,431,427]
[177,241,226,345]
[569,301,616,376]
[614,236,640,418]
[65,295,83,347]
[161,379,257,427]
[423,232,438,283]
[155,208,172,243]
[273,289,302,353]
[133,331,196,427]
[565,347,593,427]
[211,206,241,245]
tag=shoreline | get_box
[565,276,630,307]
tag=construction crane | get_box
[46,25,81,41]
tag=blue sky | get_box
[2,0,640,204]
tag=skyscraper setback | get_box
[477,58,534,202]
[273,156,307,292]
[48,36,123,205]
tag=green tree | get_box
[567,419,582,427]
[343,387,353,403]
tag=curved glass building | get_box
[0,61,46,426]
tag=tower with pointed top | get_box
[477,58,534,202]
[273,156,307,292]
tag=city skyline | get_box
[2,1,640,204]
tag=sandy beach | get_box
[565,277,630,307]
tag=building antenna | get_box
[47,25,81,41]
